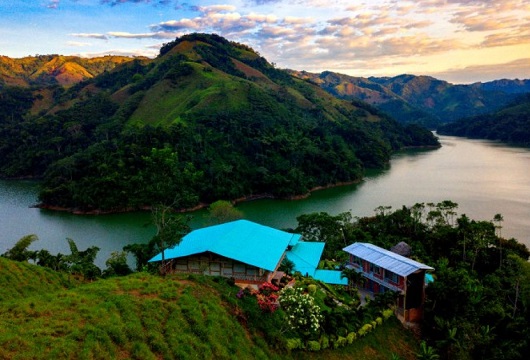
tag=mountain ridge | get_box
[0,33,439,212]
[290,70,530,128]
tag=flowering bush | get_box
[278,286,323,335]
[236,282,280,313]
[257,282,280,312]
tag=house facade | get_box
[343,242,434,323]
[149,220,347,286]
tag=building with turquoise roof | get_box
[149,219,346,285]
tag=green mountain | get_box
[0,257,419,359]
[291,71,526,128]
[437,94,530,146]
[0,33,438,212]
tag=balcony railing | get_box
[346,264,403,293]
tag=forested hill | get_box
[437,94,530,146]
[0,33,438,213]
[291,71,529,129]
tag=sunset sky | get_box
[1,0,529,84]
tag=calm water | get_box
[1,135,529,267]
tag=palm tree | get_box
[341,267,364,296]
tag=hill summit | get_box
[0,33,438,213]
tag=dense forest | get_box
[0,33,438,213]
[293,201,530,359]
[437,94,530,146]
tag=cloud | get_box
[67,41,91,47]
[481,31,530,48]
[47,0,60,9]
[57,0,530,83]
[428,58,530,84]
[70,33,109,40]
[100,0,173,6]
[155,18,202,31]
[198,5,237,13]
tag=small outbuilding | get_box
[390,241,412,257]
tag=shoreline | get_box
[33,179,363,216]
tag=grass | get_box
[0,257,78,301]
[0,258,419,359]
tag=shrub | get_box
[320,335,330,349]
[382,308,394,320]
[307,340,321,351]
[358,323,373,337]
[376,317,383,325]
[347,332,357,344]
[307,284,317,295]
[333,336,347,349]
[286,338,303,351]
[278,286,323,335]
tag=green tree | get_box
[2,235,38,262]
[340,267,364,296]
[279,257,295,275]
[65,238,101,280]
[295,211,352,259]
[151,205,191,275]
[207,200,243,224]
[103,251,132,277]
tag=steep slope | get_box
[291,70,438,128]
[0,258,419,359]
[437,94,530,146]
[0,33,438,212]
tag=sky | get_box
[1,0,529,84]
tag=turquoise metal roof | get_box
[149,220,301,272]
[313,270,348,285]
[285,241,325,277]
[343,242,434,277]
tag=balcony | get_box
[346,264,403,293]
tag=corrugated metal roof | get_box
[343,242,434,277]
[149,220,301,271]
[313,270,348,285]
[285,241,325,277]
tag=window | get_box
[384,270,399,283]
[352,256,362,266]
[369,263,380,275]
[234,263,246,274]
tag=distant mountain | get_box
[437,93,530,146]
[477,79,530,94]
[0,55,143,87]
[291,71,528,128]
[0,33,438,212]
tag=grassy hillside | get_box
[0,256,78,301]
[0,257,419,359]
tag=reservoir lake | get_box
[1,134,529,268]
